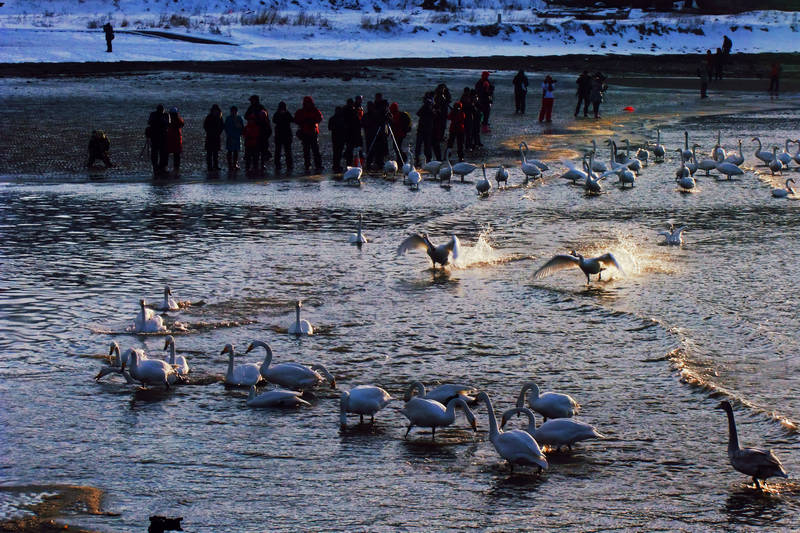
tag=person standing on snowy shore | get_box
[103,22,114,53]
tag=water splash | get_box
[452,227,504,269]
[582,232,676,281]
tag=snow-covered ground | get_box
[1,1,799,62]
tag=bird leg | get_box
[405,425,413,439]
[431,426,436,440]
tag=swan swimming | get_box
[658,225,686,245]
[349,213,367,245]
[397,233,460,269]
[95,342,137,383]
[716,400,788,489]
[515,382,580,421]
[403,381,478,405]
[246,385,310,408]
[158,286,180,311]
[772,178,795,198]
[134,299,166,333]
[163,335,189,376]
[221,343,263,387]
[500,406,604,451]
[534,250,624,284]
[246,340,335,391]
[475,392,548,472]
[400,395,477,440]
[123,349,179,389]
[476,164,492,195]
[339,385,394,426]
[288,300,313,336]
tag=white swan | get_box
[559,156,587,183]
[403,381,478,405]
[712,131,726,162]
[221,343,263,387]
[534,250,623,284]
[343,148,363,184]
[778,139,793,167]
[407,163,422,191]
[452,159,477,182]
[681,131,693,161]
[716,400,787,489]
[246,385,310,408]
[500,407,604,451]
[772,178,795,198]
[519,142,543,182]
[123,349,178,389]
[246,340,335,391]
[133,299,166,333]
[658,224,686,245]
[339,385,394,426]
[768,146,783,175]
[752,137,774,166]
[95,341,137,383]
[792,139,800,165]
[515,382,580,421]
[384,158,399,178]
[724,139,745,166]
[158,286,179,311]
[397,233,460,269]
[590,140,609,172]
[495,165,509,187]
[163,335,189,376]
[716,161,744,180]
[476,164,492,195]
[422,157,442,175]
[400,396,476,440]
[437,150,453,184]
[287,300,313,336]
[693,144,718,176]
[400,152,413,178]
[652,128,666,162]
[349,213,367,245]
[583,154,608,194]
[676,174,697,190]
[475,391,548,472]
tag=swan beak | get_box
[220,347,227,355]
[244,344,253,354]
[330,379,337,390]
[163,338,169,350]
[470,419,477,432]
[94,371,102,381]
[714,401,725,410]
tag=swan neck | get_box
[339,392,349,425]
[724,406,740,451]
[260,343,273,370]
[248,386,256,401]
[479,394,499,439]
[226,352,235,379]
[168,342,176,364]
[405,381,425,401]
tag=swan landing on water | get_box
[533,250,624,284]
[397,233,460,269]
[716,400,788,489]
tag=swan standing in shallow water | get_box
[658,225,686,245]
[403,381,478,405]
[397,233,460,269]
[652,128,666,162]
[716,400,788,489]
[288,300,313,336]
[163,335,189,376]
[724,139,745,166]
[476,164,492,195]
[246,385,310,408]
[712,131,726,162]
[246,340,335,391]
[716,161,744,180]
[343,149,363,184]
[519,142,545,182]
[516,382,580,421]
[134,299,166,333]
[533,250,624,284]
[500,407,604,451]
[772,178,795,198]
[752,137,774,166]
[339,385,394,426]
[768,146,784,175]
[400,395,477,440]
[158,286,179,311]
[349,214,367,245]
[495,165,509,187]
[475,392,548,472]
[221,343,263,387]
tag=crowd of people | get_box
[89,69,616,176]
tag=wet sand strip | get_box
[0,484,111,532]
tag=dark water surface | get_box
[0,72,798,531]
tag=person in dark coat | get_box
[203,104,224,171]
[460,87,475,151]
[147,104,169,175]
[244,95,271,174]
[86,130,113,168]
[575,70,592,118]
[272,101,293,172]
[432,83,450,160]
[414,93,435,165]
[447,101,466,161]
[328,106,347,173]
[103,22,114,53]
[293,96,323,172]
[513,70,529,114]
[370,93,390,169]
[224,105,244,171]
[243,117,260,174]
[343,98,362,167]
[362,101,380,170]
[590,72,607,117]
[389,102,411,164]
[474,71,494,133]
[165,107,184,176]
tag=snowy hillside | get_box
[2,1,800,62]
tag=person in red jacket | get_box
[165,107,184,176]
[243,116,261,174]
[447,101,466,161]
[294,95,323,172]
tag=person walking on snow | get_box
[103,22,114,53]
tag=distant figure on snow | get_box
[103,22,114,53]
[512,70,528,115]
[575,70,592,118]
[769,62,781,99]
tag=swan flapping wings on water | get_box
[533,250,624,284]
[397,233,460,269]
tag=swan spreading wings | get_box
[397,233,460,269]
[533,250,624,284]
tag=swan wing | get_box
[397,234,427,256]
[596,253,624,275]
[445,235,460,261]
[560,158,577,171]
[533,254,580,280]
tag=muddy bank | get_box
[0,485,109,532]
[1,53,800,86]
